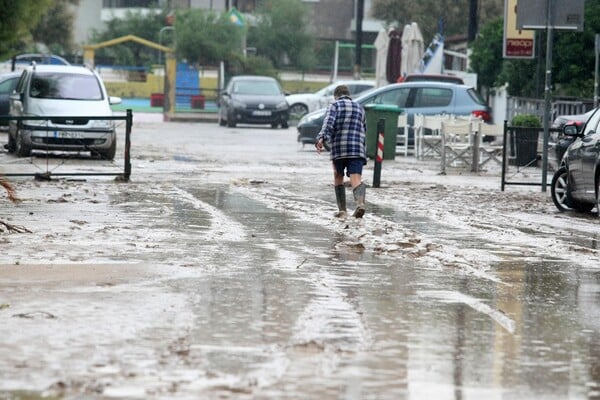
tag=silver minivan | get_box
[8,64,121,159]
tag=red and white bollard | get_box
[372,118,385,188]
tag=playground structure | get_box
[82,35,178,116]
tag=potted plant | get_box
[510,114,541,166]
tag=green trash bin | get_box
[364,104,402,160]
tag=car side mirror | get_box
[109,96,122,105]
[563,124,580,137]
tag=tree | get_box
[175,9,244,66]
[32,0,79,55]
[552,0,600,98]
[90,9,169,67]
[247,0,315,71]
[469,18,505,92]
[470,1,600,99]
[0,0,53,59]
[371,0,503,44]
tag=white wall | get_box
[70,0,103,46]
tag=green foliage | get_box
[553,0,600,98]
[247,0,315,71]
[0,0,53,59]
[470,1,600,99]
[228,54,279,78]
[469,18,504,90]
[90,8,168,66]
[176,9,244,66]
[32,0,78,54]
[511,114,542,128]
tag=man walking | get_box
[315,85,367,218]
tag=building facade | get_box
[72,0,384,46]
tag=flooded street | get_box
[0,116,599,399]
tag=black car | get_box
[551,107,600,213]
[296,81,491,146]
[549,108,594,168]
[218,75,289,128]
[0,72,21,127]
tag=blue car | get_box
[296,81,491,146]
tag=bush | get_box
[511,114,542,127]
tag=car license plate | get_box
[54,131,83,139]
[252,110,272,116]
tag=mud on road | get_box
[0,118,599,399]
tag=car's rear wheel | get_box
[289,103,308,120]
[15,130,31,157]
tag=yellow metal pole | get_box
[83,48,95,67]
[165,52,177,116]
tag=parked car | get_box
[551,109,594,130]
[0,53,70,74]
[551,107,600,213]
[549,108,595,169]
[218,75,289,128]
[286,80,375,120]
[397,73,465,85]
[7,64,121,159]
[0,72,21,127]
[297,81,491,146]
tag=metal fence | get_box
[0,110,132,181]
[500,124,563,191]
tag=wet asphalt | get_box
[0,119,598,399]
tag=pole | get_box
[541,0,553,192]
[332,41,339,82]
[373,118,385,188]
[595,34,600,108]
[354,0,364,79]
[124,109,132,182]
[468,0,478,42]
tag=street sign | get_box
[504,0,535,59]
[517,0,584,31]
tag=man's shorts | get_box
[333,158,364,177]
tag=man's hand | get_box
[315,138,324,154]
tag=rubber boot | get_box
[334,184,347,218]
[352,183,366,218]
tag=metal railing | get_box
[0,110,133,181]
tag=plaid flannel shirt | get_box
[316,96,367,161]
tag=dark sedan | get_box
[218,75,289,129]
[549,108,594,168]
[296,81,491,146]
[0,72,21,127]
[551,107,600,213]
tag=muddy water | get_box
[1,122,599,399]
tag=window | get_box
[583,109,600,136]
[369,88,410,107]
[30,73,103,100]
[413,88,452,107]
[0,77,18,95]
